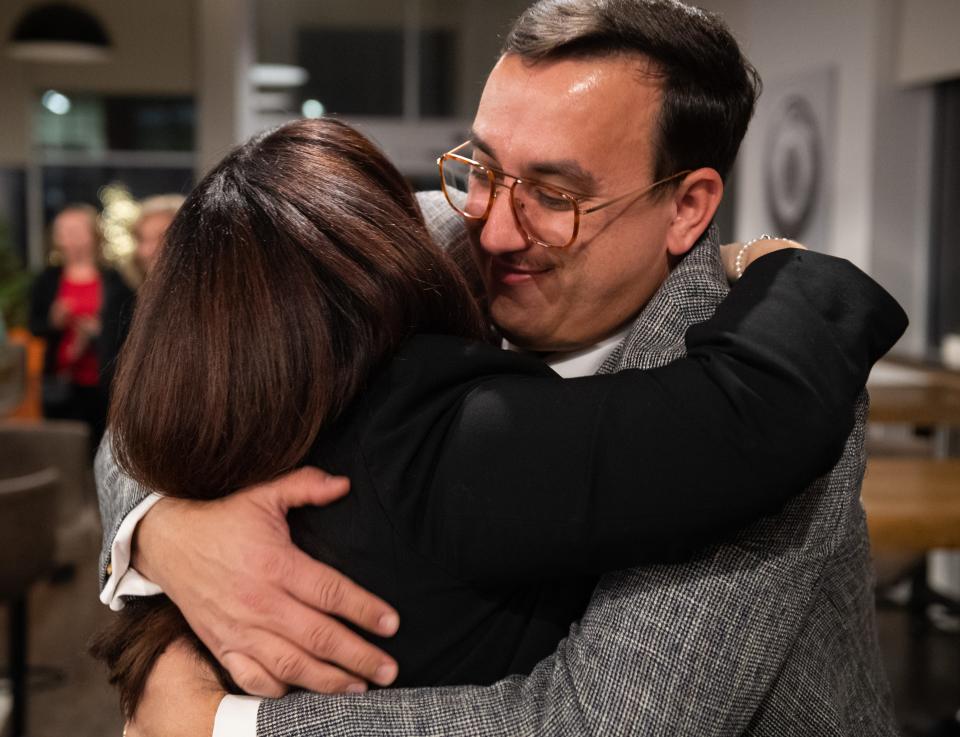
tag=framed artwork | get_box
[753,66,836,248]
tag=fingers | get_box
[223,631,372,695]
[291,595,398,686]
[197,563,399,690]
[248,589,398,688]
[286,549,400,638]
[262,467,351,511]
[220,651,289,698]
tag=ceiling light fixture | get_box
[7,3,112,63]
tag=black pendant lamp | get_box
[7,3,112,63]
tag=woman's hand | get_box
[720,237,807,283]
[49,298,72,330]
[76,314,102,338]
[125,639,225,737]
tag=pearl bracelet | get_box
[734,234,800,279]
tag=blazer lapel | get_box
[599,224,729,374]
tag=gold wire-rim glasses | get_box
[437,141,692,249]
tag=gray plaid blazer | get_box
[96,191,899,737]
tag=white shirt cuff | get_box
[213,695,261,737]
[99,493,165,611]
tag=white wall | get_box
[898,0,960,86]
[701,0,935,357]
[870,0,934,357]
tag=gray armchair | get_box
[0,421,97,568]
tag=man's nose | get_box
[479,186,530,256]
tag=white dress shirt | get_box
[102,331,628,737]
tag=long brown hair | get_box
[111,117,485,500]
[92,118,486,716]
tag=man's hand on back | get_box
[132,467,401,696]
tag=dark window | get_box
[41,166,193,226]
[419,30,458,117]
[929,79,960,345]
[37,94,195,152]
[297,28,456,117]
[0,169,28,265]
[103,97,195,151]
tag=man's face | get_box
[468,54,677,352]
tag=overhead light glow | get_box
[251,64,309,88]
[302,99,325,119]
[42,89,71,115]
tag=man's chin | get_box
[493,316,574,354]
[492,315,550,352]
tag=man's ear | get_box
[665,168,723,257]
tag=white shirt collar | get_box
[503,325,631,379]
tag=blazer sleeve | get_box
[95,430,155,590]
[372,249,906,585]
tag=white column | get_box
[197,0,255,177]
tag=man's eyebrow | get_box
[467,130,597,195]
[468,130,497,160]
[528,160,597,194]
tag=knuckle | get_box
[272,651,305,683]
[257,552,293,582]
[313,575,344,611]
[231,666,265,694]
[306,623,337,656]
[350,597,372,625]
[235,587,272,618]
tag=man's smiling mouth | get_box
[490,259,554,286]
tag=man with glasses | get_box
[98,1,898,735]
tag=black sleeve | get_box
[384,250,906,585]
[28,268,61,338]
[97,271,136,387]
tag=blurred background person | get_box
[28,204,135,455]
[133,194,184,278]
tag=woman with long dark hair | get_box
[93,118,903,717]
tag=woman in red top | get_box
[29,204,134,454]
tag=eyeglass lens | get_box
[441,157,577,247]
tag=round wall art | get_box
[763,95,822,240]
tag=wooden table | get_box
[861,457,960,550]
[868,384,960,426]
[868,361,960,457]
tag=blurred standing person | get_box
[29,204,135,454]
[133,195,184,277]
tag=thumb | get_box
[267,467,350,512]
